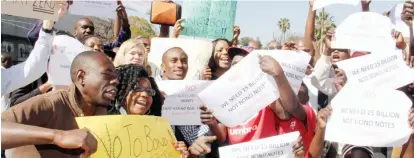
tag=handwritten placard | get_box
[335,50,414,90]
[48,35,88,86]
[181,0,237,40]
[198,51,279,127]
[148,38,212,80]
[326,85,412,147]
[219,132,299,158]
[1,0,60,20]
[76,115,180,158]
[68,1,117,19]
[332,12,395,52]
[160,80,212,125]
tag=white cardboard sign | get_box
[148,38,212,80]
[198,50,310,127]
[335,50,414,90]
[313,0,359,11]
[257,50,311,94]
[219,131,300,158]
[1,1,60,20]
[68,1,117,19]
[332,12,395,52]
[48,35,88,86]
[326,85,412,147]
[160,80,212,125]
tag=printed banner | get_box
[219,132,300,158]
[331,12,395,52]
[148,38,212,80]
[181,0,237,40]
[335,50,414,90]
[1,1,60,20]
[48,35,88,86]
[313,0,359,11]
[325,85,412,147]
[69,1,117,19]
[159,80,212,125]
[76,115,180,158]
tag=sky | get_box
[127,0,403,44]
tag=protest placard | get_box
[198,50,310,127]
[335,50,414,90]
[198,51,278,127]
[325,85,412,147]
[159,80,212,125]
[68,1,117,19]
[313,0,359,11]
[257,50,311,94]
[148,38,212,80]
[48,35,88,86]
[331,12,395,52]
[181,0,237,40]
[1,1,60,20]
[219,131,300,158]
[76,115,180,158]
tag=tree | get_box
[128,16,157,39]
[240,37,254,46]
[278,18,290,43]
[315,11,336,53]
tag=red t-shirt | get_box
[274,104,316,151]
[227,106,277,145]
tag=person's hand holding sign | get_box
[293,137,305,158]
[259,55,283,77]
[173,19,184,38]
[317,106,332,130]
[189,136,217,156]
[334,67,347,92]
[200,104,217,125]
[233,26,240,40]
[402,1,414,68]
[53,128,97,158]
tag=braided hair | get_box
[109,64,163,116]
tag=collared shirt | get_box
[1,30,53,103]
[2,85,107,158]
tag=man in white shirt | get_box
[1,20,54,112]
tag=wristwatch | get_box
[42,27,53,34]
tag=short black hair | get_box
[70,51,108,82]
[207,38,231,76]
[162,47,187,63]
[109,64,163,116]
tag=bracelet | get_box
[42,27,53,34]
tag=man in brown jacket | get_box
[1,51,119,158]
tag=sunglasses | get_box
[266,46,282,50]
[133,87,156,96]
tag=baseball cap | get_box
[228,47,250,60]
[342,144,374,158]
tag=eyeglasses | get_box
[133,87,156,96]
[266,46,282,50]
